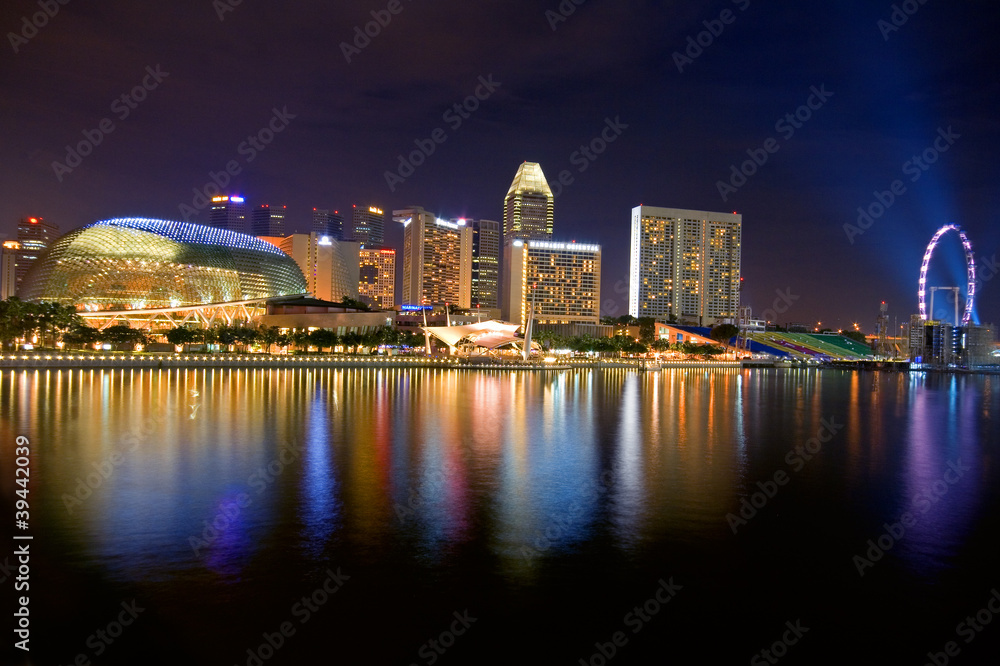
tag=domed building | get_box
[20,217,308,310]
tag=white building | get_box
[503,239,601,328]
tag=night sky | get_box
[2,0,999,331]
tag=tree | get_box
[637,317,657,344]
[341,297,372,311]
[0,298,34,349]
[100,325,148,348]
[257,325,281,353]
[309,328,338,352]
[63,322,100,349]
[842,330,867,344]
[710,324,739,345]
[165,327,200,347]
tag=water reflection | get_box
[1,366,996,586]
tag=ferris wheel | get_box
[917,224,976,325]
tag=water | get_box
[2,367,1000,664]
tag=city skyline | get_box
[2,2,998,330]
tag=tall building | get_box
[312,208,344,241]
[628,206,741,326]
[469,219,501,309]
[348,205,385,247]
[359,248,396,309]
[279,233,360,303]
[2,241,19,299]
[503,162,554,241]
[395,206,471,307]
[208,195,248,235]
[16,216,60,293]
[251,204,287,237]
[503,239,601,328]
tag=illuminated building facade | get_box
[251,204,287,237]
[503,162,554,241]
[208,195,248,235]
[396,206,471,307]
[278,233,360,303]
[359,248,396,309]
[628,206,741,326]
[503,239,601,327]
[16,216,59,293]
[470,219,501,309]
[2,241,19,299]
[312,208,344,241]
[18,217,306,310]
[349,205,385,247]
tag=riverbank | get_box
[0,352,745,370]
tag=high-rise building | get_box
[348,205,385,247]
[503,239,601,328]
[395,206,471,307]
[16,216,60,293]
[279,233,360,303]
[2,241,20,299]
[359,248,396,309]
[628,206,741,326]
[251,204,287,237]
[312,209,344,241]
[208,195,248,235]
[503,162,554,241]
[469,219,501,309]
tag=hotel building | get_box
[628,206,741,326]
[503,239,601,327]
[396,207,471,307]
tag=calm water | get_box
[2,367,1000,664]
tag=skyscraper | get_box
[503,239,601,327]
[348,205,385,247]
[16,216,59,293]
[359,248,396,309]
[251,204,287,237]
[395,206,471,307]
[208,195,248,235]
[2,241,19,299]
[503,162,554,241]
[312,208,344,241]
[279,233,360,303]
[628,206,741,325]
[470,219,501,309]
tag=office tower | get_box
[251,204,287,237]
[312,208,344,241]
[348,205,385,247]
[279,233,360,303]
[395,206,471,307]
[2,241,19,299]
[503,162,554,241]
[208,195,248,235]
[503,239,601,327]
[469,219,501,309]
[628,206,742,326]
[359,248,396,309]
[16,216,60,293]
